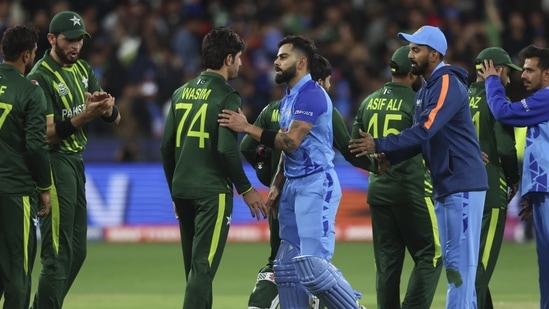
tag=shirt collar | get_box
[286,73,312,96]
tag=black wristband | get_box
[55,118,77,139]
[101,105,119,123]
[260,129,277,149]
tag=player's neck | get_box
[206,68,228,81]
[2,61,25,75]
[287,71,308,89]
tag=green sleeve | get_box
[160,99,177,195]
[26,86,52,190]
[349,104,377,171]
[27,73,54,116]
[494,120,520,186]
[218,93,252,194]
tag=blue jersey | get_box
[279,74,334,178]
[485,76,549,195]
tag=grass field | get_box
[3,241,539,308]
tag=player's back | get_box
[169,71,240,199]
[0,63,48,195]
[358,82,431,204]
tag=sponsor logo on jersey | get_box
[295,109,313,117]
[31,80,39,86]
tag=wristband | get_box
[55,118,77,139]
[101,105,119,123]
[260,129,277,149]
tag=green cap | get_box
[49,11,90,39]
[476,47,522,71]
[390,46,412,74]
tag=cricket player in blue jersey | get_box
[479,44,549,309]
[219,35,364,309]
[350,26,488,308]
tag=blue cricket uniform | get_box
[374,63,488,308]
[278,74,340,259]
[485,76,549,309]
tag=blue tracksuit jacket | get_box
[375,64,488,198]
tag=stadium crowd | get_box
[1,0,547,161]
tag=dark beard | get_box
[411,60,428,76]
[275,64,297,84]
[54,42,78,65]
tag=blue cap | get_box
[398,25,447,56]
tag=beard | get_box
[54,41,78,65]
[411,59,429,76]
[274,63,297,84]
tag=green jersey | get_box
[161,71,252,199]
[240,100,373,186]
[0,64,51,195]
[27,50,102,154]
[353,82,432,205]
[468,82,519,208]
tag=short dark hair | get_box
[278,35,317,71]
[1,24,39,62]
[310,54,331,81]
[519,44,549,71]
[201,27,246,70]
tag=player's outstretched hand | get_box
[349,129,376,157]
[481,152,489,165]
[218,108,250,133]
[508,183,518,203]
[477,59,502,80]
[518,199,533,221]
[84,92,113,118]
[373,153,390,175]
[243,188,268,220]
[266,184,280,218]
[38,190,51,218]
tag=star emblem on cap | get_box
[70,16,81,26]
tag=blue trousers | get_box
[526,192,549,309]
[278,169,341,260]
[435,191,485,309]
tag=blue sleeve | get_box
[485,76,549,126]
[292,89,328,124]
[375,74,461,153]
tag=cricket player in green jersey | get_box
[0,24,52,309]
[469,47,520,308]
[160,27,268,309]
[0,26,52,309]
[241,54,373,309]
[352,46,442,309]
[27,11,120,309]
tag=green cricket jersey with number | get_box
[354,82,432,204]
[27,50,102,154]
[0,64,51,194]
[161,71,252,199]
[468,82,519,208]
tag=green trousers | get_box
[175,193,233,309]
[33,153,87,309]
[0,195,36,309]
[371,197,442,309]
[475,205,506,309]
